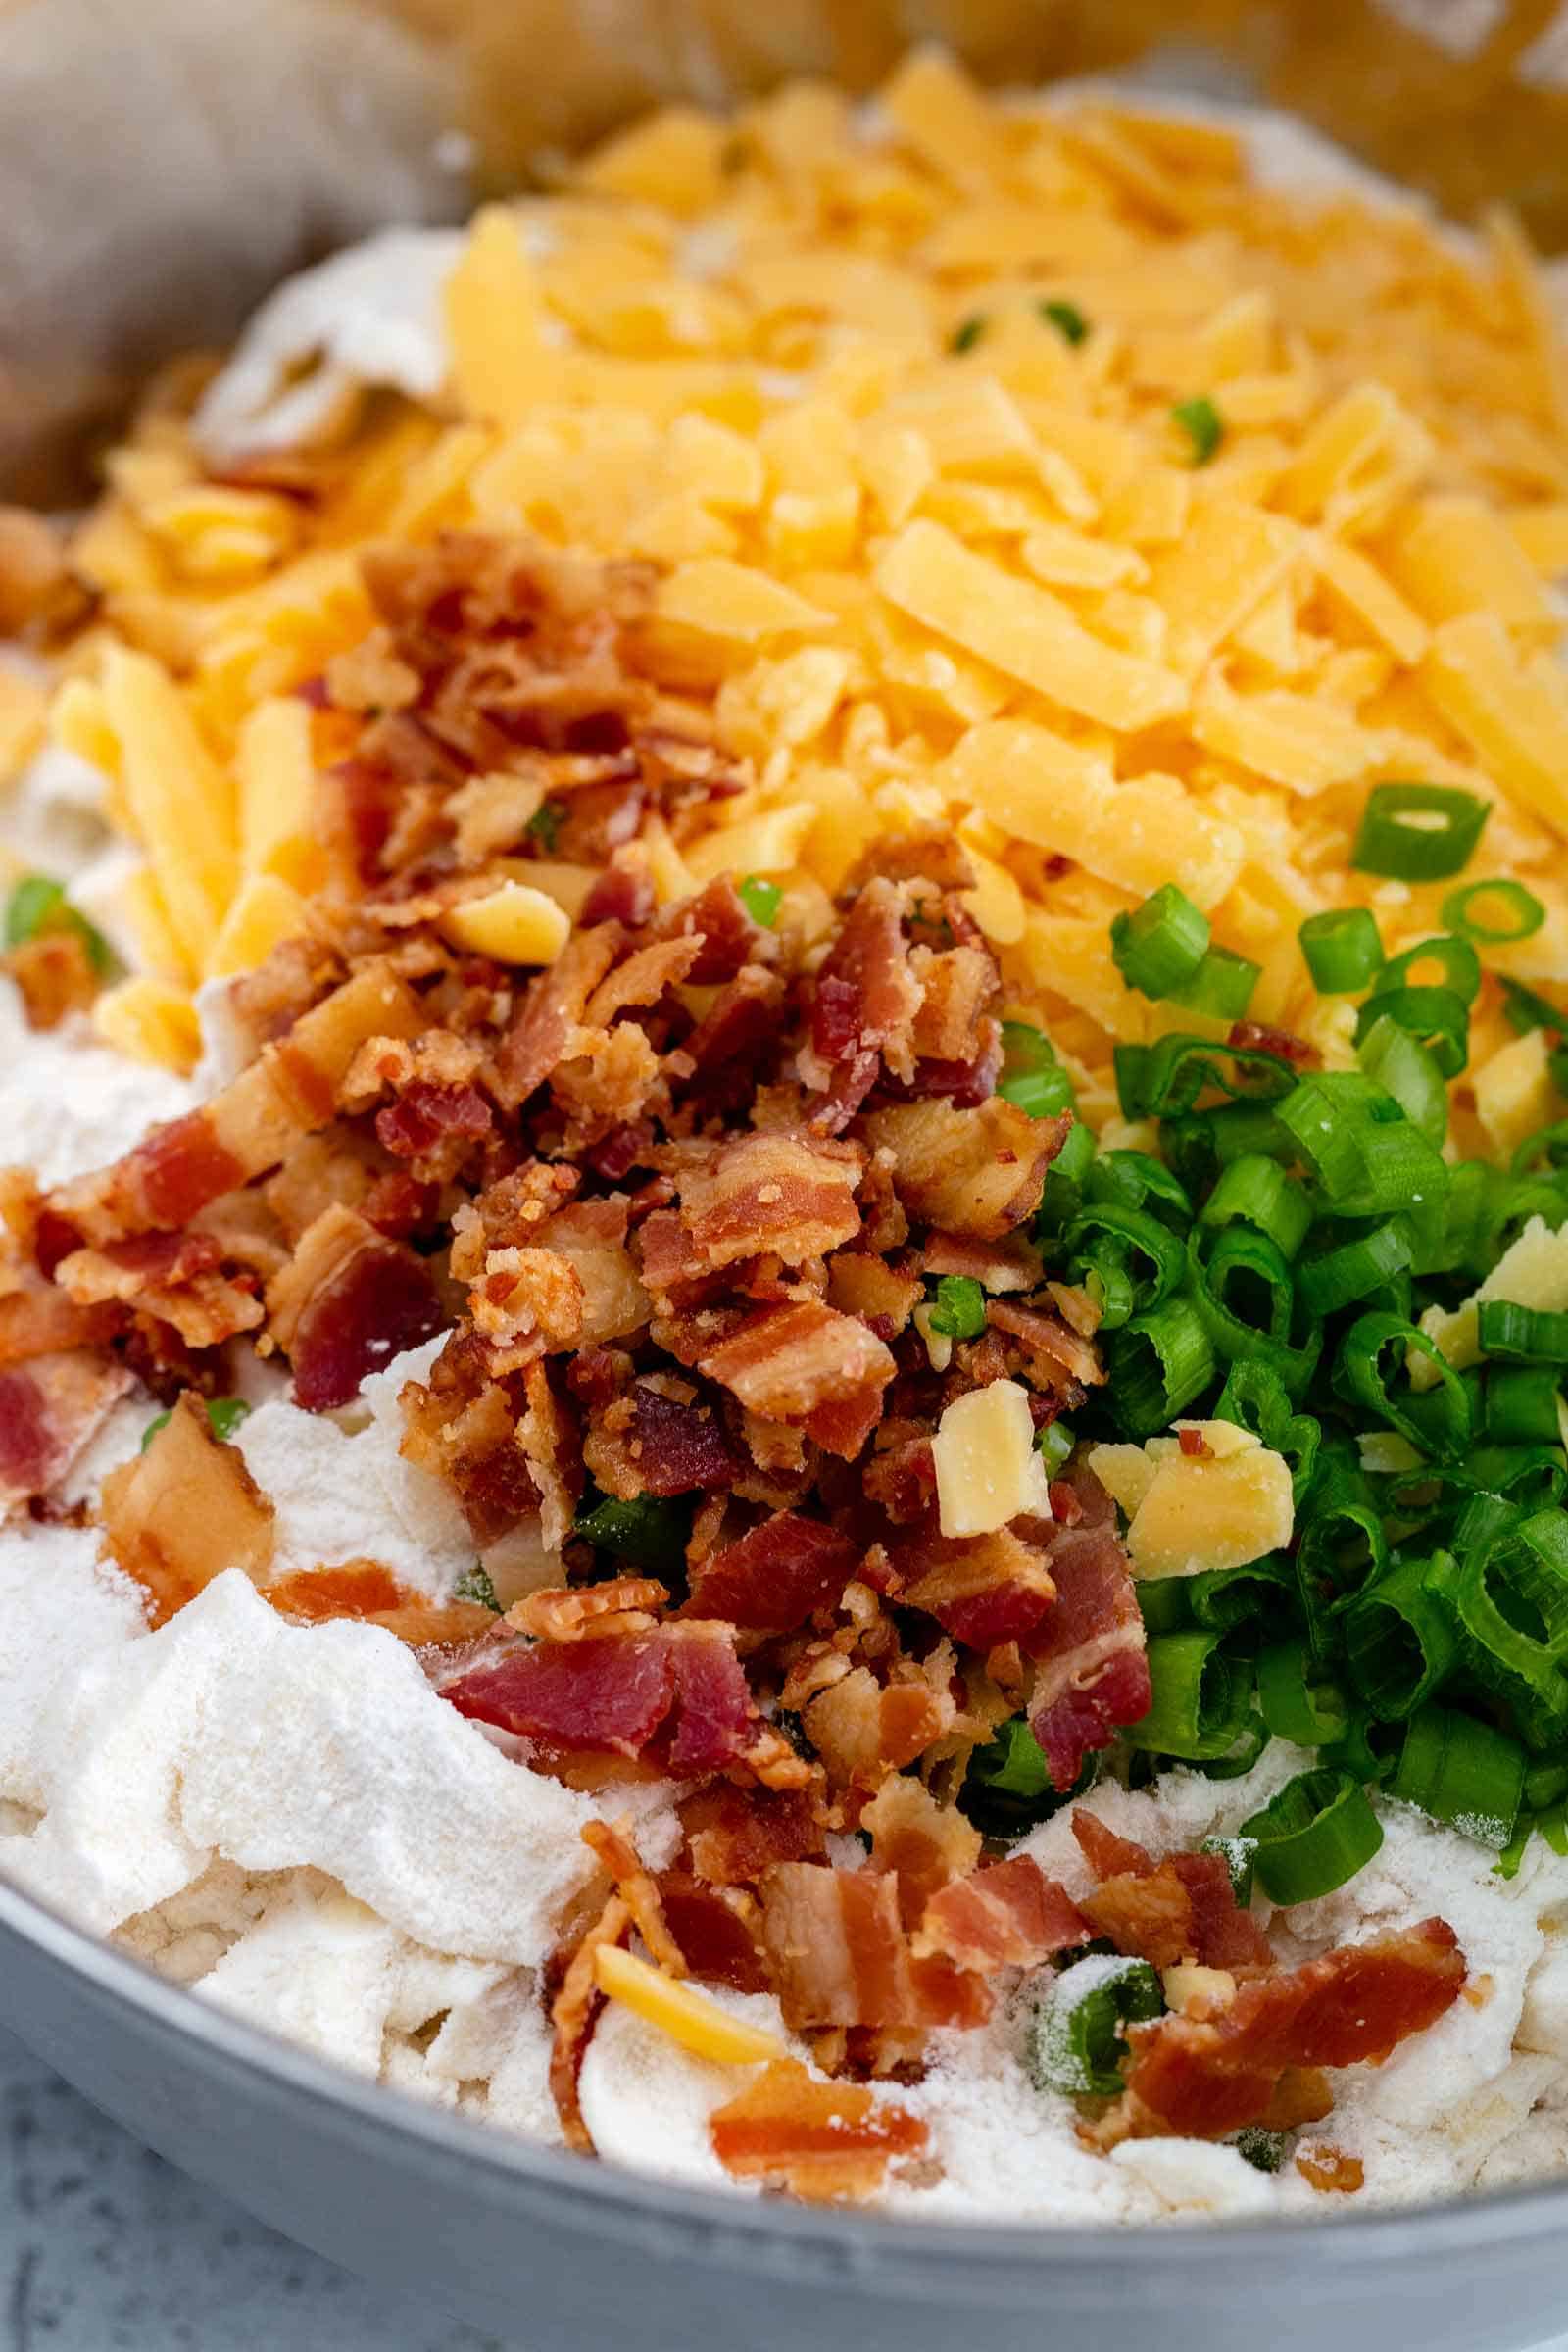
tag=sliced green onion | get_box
[1486,1366,1564,1447]
[1118,1033,1298,1121]
[1299,906,1383,994]
[1040,298,1089,345]
[1212,1358,1320,1503]
[1105,1297,1217,1438]
[1171,945,1261,1021]
[1499,976,1567,1039]
[1000,1018,1058,1072]
[1129,1630,1251,1760]
[1441,879,1545,946]
[1296,1220,1413,1317]
[1062,1201,1187,1333]
[1193,1711,1272,1780]
[140,1396,252,1452]
[1380,934,1482,1005]
[960,1714,1062,1836]
[951,313,986,354]
[1085,1151,1192,1232]
[1000,1063,1076,1119]
[737,874,782,927]
[1187,1551,1298,1634]
[1137,1577,1190,1638]
[1239,1767,1384,1902]
[1200,1153,1312,1259]
[1353,983,1470,1078]
[928,1274,988,1340]
[1110,883,1209,1000]
[1296,1465,1389,1643]
[1433,1509,1568,1738]
[525,801,564,852]
[1172,395,1224,465]
[1477,1299,1568,1365]
[1340,1552,1459,1720]
[1190,1223,1321,1396]
[453,1562,502,1612]
[1356,1012,1447,1145]
[575,1492,692,1577]
[1257,1641,1349,1745]
[1390,1702,1526,1848]
[1033,1116,1096,1233]
[1525,1756,1568,1811]
[4,871,112,973]
[1201,1834,1258,1903]
[1334,1309,1473,1463]
[1351,782,1491,882]
[1028,1955,1164,2098]
[1037,1417,1076,1478]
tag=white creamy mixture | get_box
[8,84,1568,2225]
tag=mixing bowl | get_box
[5,5,1568,2343]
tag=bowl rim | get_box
[6,1867,1568,2288]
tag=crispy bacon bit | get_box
[861,1776,982,1929]
[1080,1869,1196,1972]
[1229,1019,1317,1069]
[683,1512,858,1633]
[548,1891,631,2154]
[0,1280,120,1366]
[699,1300,895,1446]
[651,876,770,986]
[442,1622,755,1773]
[805,1660,956,1793]
[582,1816,686,1976]
[673,1131,862,1271]
[808,877,923,1102]
[710,2059,928,2202]
[657,1873,767,1992]
[1178,1424,1208,1457]
[896,1524,1057,1649]
[680,1785,826,1886]
[861,1100,1071,1241]
[760,1863,915,2029]
[268,1204,443,1412]
[583,1378,739,1498]
[986,1297,1102,1392]
[99,1392,274,1626]
[4,930,99,1030]
[921,1231,1040,1294]
[1072,1812,1154,1881]
[509,1577,669,1642]
[1027,1480,1151,1789]
[914,1856,1091,1975]
[263,1562,499,1646]
[0,1352,132,1517]
[1117,1919,1466,2141]
[1295,2144,1364,2194]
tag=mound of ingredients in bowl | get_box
[9,55,1568,2224]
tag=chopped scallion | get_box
[1298,906,1383,994]
[1028,1954,1164,2098]
[1171,944,1261,1021]
[1172,395,1224,465]
[1351,782,1491,882]
[575,1492,691,1577]
[453,1562,502,1612]
[737,874,782,927]
[1442,878,1545,946]
[1109,883,1210,1000]
[928,1274,988,1340]
[951,313,986,354]
[1040,298,1089,345]
[1239,1767,1384,1902]
[1477,1299,1568,1365]
[1390,1703,1526,1849]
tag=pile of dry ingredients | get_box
[6,52,1568,2222]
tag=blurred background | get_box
[6,0,1568,498]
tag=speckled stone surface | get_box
[0,2026,516,2352]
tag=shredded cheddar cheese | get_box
[11,52,1568,1129]
[593,1942,786,2065]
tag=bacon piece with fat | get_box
[913,1856,1092,1975]
[441,1622,755,1773]
[682,1511,858,1633]
[99,1392,274,1626]
[650,876,772,985]
[698,1300,894,1452]
[0,1278,120,1366]
[760,1862,916,2029]
[860,1098,1071,1241]
[657,1872,767,1992]
[0,1351,133,1518]
[582,1377,738,1498]
[679,1783,826,1886]
[806,876,922,1105]
[671,1130,862,1271]
[582,1816,685,1975]
[267,1203,443,1411]
[921,1230,1041,1294]
[861,1775,981,1928]
[548,1890,631,2155]
[710,2059,927,2202]
[1026,1480,1151,1790]
[493,927,620,1108]
[895,1522,1056,1650]
[986,1297,1102,1393]
[1115,1919,1466,2141]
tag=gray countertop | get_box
[0,2026,515,2352]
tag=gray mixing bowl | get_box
[6,4,1568,2342]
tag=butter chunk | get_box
[932,1379,1052,1539]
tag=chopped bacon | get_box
[710,2059,927,2202]
[509,1577,668,1642]
[580,860,656,931]
[986,1298,1102,1392]
[585,1377,739,1498]
[672,1131,862,1271]
[1072,1812,1155,1881]
[909,945,995,1066]
[760,1863,916,2029]
[268,1205,443,1411]
[582,1817,685,1975]
[1229,1019,1317,1069]
[679,1784,825,1886]
[1117,1919,1466,2141]
[921,1231,1041,1294]
[263,1562,499,1646]
[1026,1484,1151,1789]
[494,927,620,1108]
[895,1523,1057,1649]
[698,1300,894,1444]
[914,1856,1092,1975]
[375,1077,493,1160]
[807,877,922,1104]
[99,1392,274,1626]
[548,1890,631,2154]
[649,876,770,986]
[657,1872,767,1992]
[860,1099,1071,1241]
[1080,1869,1196,1972]
[861,1775,981,1928]
[677,966,786,1100]
[805,1660,955,1792]
[0,1351,132,1517]
[441,1621,755,1773]
[825,1250,922,1335]
[0,1280,120,1366]
[683,1512,858,1633]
